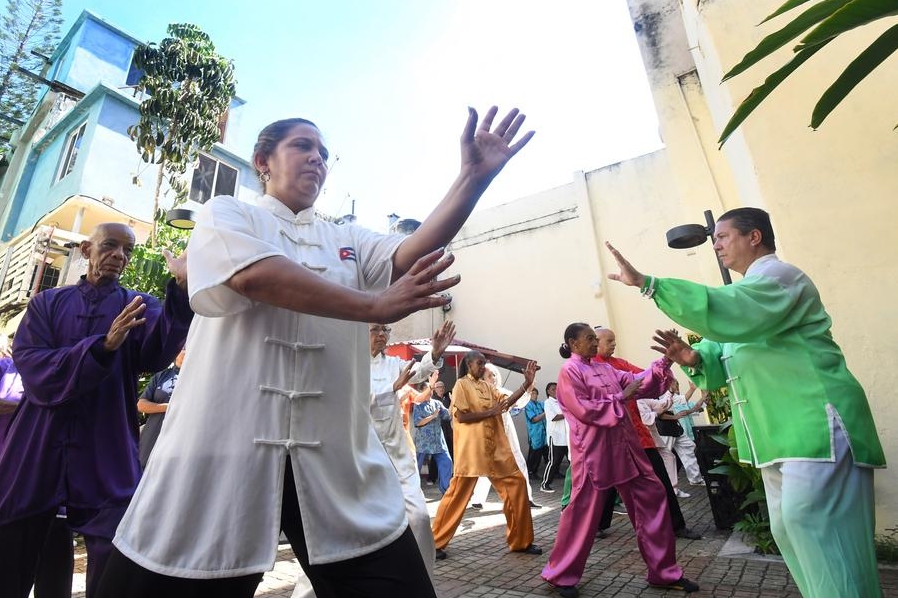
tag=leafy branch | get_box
[127,23,236,245]
[719,0,898,145]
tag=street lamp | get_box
[665,209,732,285]
[165,208,196,230]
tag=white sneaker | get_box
[675,489,691,498]
[690,479,706,486]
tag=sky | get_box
[60,0,662,230]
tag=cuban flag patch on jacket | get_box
[339,247,357,262]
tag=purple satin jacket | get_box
[0,278,192,524]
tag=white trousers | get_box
[761,422,880,598]
[662,434,703,484]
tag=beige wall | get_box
[403,155,713,441]
[442,180,601,393]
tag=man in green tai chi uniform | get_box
[606,207,885,598]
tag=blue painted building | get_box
[0,11,256,315]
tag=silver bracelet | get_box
[641,276,656,299]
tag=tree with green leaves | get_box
[0,0,62,156]
[719,0,898,145]
[127,23,236,245]
[118,211,190,300]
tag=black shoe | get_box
[470,503,483,510]
[540,485,555,493]
[512,543,542,555]
[529,500,542,508]
[595,528,608,539]
[650,577,699,593]
[547,582,579,598]
[675,527,702,540]
[435,548,448,560]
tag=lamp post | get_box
[665,209,732,285]
[165,208,196,230]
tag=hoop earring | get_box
[259,171,271,183]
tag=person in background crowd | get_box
[413,371,453,495]
[432,351,540,560]
[637,394,685,498]
[427,379,453,485]
[660,380,706,487]
[524,387,548,479]
[137,348,186,469]
[541,381,568,493]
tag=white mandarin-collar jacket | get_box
[114,195,408,578]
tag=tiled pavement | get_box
[68,473,898,597]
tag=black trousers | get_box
[526,444,548,476]
[427,455,439,483]
[97,459,436,597]
[35,516,75,597]
[541,439,568,488]
[600,448,686,532]
[0,511,85,598]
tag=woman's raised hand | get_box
[373,248,459,323]
[460,106,535,184]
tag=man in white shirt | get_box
[540,382,568,493]
[636,395,685,497]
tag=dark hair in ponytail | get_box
[559,322,592,358]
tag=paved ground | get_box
[68,472,898,597]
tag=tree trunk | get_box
[151,158,166,247]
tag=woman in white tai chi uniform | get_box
[97,106,534,597]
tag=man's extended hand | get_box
[163,248,188,290]
[651,329,700,367]
[103,296,147,352]
[605,241,647,289]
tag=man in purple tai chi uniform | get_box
[0,223,192,597]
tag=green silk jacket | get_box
[651,254,884,468]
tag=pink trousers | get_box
[541,469,682,587]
